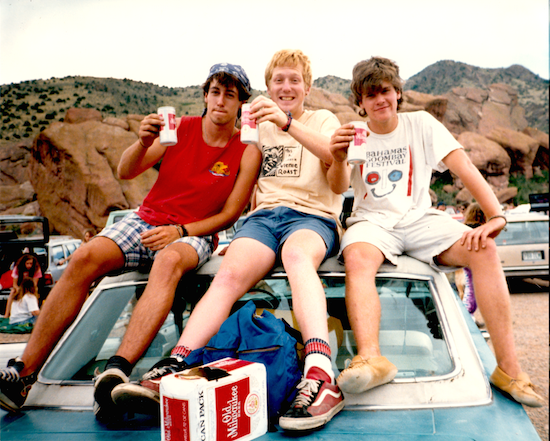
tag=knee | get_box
[469,239,500,266]
[153,248,187,278]
[344,246,377,276]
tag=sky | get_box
[1,0,548,91]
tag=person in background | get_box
[8,277,40,326]
[327,56,544,408]
[58,229,96,265]
[3,254,42,320]
[113,49,346,432]
[457,203,487,323]
[0,63,262,420]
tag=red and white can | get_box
[348,121,368,165]
[158,106,178,146]
[240,104,259,145]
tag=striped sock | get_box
[304,338,331,360]
[171,345,192,360]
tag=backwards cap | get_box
[206,63,251,95]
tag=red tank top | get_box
[137,117,247,226]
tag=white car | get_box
[495,212,549,279]
[0,254,539,439]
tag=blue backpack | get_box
[184,300,302,426]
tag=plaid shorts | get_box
[97,212,215,268]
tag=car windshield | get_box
[0,219,47,243]
[41,272,454,383]
[494,220,549,246]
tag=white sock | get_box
[304,353,335,384]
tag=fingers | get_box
[138,113,163,148]
[140,226,179,251]
[249,96,287,127]
[330,125,355,162]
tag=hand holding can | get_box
[240,103,259,144]
[347,121,368,165]
[158,106,178,146]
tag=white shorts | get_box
[340,210,471,272]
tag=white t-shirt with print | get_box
[347,111,462,229]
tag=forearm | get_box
[286,119,334,164]
[326,160,351,194]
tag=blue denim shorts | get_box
[97,212,215,268]
[233,207,338,259]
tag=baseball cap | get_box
[206,63,251,96]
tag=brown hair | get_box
[463,202,486,228]
[14,277,38,302]
[14,254,40,286]
[351,56,404,116]
[202,72,252,102]
[264,49,312,89]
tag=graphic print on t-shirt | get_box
[363,145,412,199]
[261,145,303,178]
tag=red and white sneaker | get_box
[279,366,344,431]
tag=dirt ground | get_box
[492,288,549,440]
[1,285,548,438]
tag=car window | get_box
[66,243,77,255]
[50,245,65,263]
[40,274,454,383]
[494,220,549,246]
[238,275,454,379]
[41,281,181,382]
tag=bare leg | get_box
[438,239,521,377]
[281,230,328,343]
[177,238,276,349]
[342,243,385,358]
[19,238,125,376]
[115,243,199,365]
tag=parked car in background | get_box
[0,253,539,439]
[0,216,50,314]
[0,216,82,315]
[105,209,136,227]
[40,236,82,284]
[495,212,549,280]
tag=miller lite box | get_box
[160,358,268,441]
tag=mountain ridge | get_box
[1,60,547,148]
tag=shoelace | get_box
[0,366,21,382]
[142,364,179,381]
[292,378,320,407]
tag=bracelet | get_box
[488,214,507,227]
[179,224,189,237]
[281,112,292,132]
[173,225,182,238]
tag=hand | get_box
[138,113,164,148]
[140,225,180,251]
[249,96,288,128]
[330,124,356,163]
[460,217,506,251]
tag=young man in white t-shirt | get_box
[328,56,543,408]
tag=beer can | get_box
[347,121,368,165]
[240,104,259,144]
[158,106,178,146]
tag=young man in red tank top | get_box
[0,64,262,420]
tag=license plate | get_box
[522,250,543,261]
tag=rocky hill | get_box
[313,61,548,133]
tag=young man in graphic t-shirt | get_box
[327,56,544,408]
[113,49,347,432]
[0,63,262,419]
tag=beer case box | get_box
[160,358,268,441]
